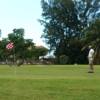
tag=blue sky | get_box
[0,0,45,46]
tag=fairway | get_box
[0,65,100,100]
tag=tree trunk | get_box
[94,57,100,64]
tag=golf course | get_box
[0,65,100,100]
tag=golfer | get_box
[88,45,95,73]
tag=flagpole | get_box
[13,43,17,76]
[6,42,14,66]
[13,46,15,65]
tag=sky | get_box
[0,0,46,46]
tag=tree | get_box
[8,28,25,60]
[0,38,9,62]
[84,19,100,64]
[40,0,100,64]
[34,46,48,60]
[0,28,49,65]
[23,39,35,64]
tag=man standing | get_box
[88,45,95,73]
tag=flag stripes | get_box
[6,42,14,50]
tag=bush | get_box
[59,55,69,64]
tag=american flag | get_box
[6,42,14,50]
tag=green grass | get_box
[0,65,100,100]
